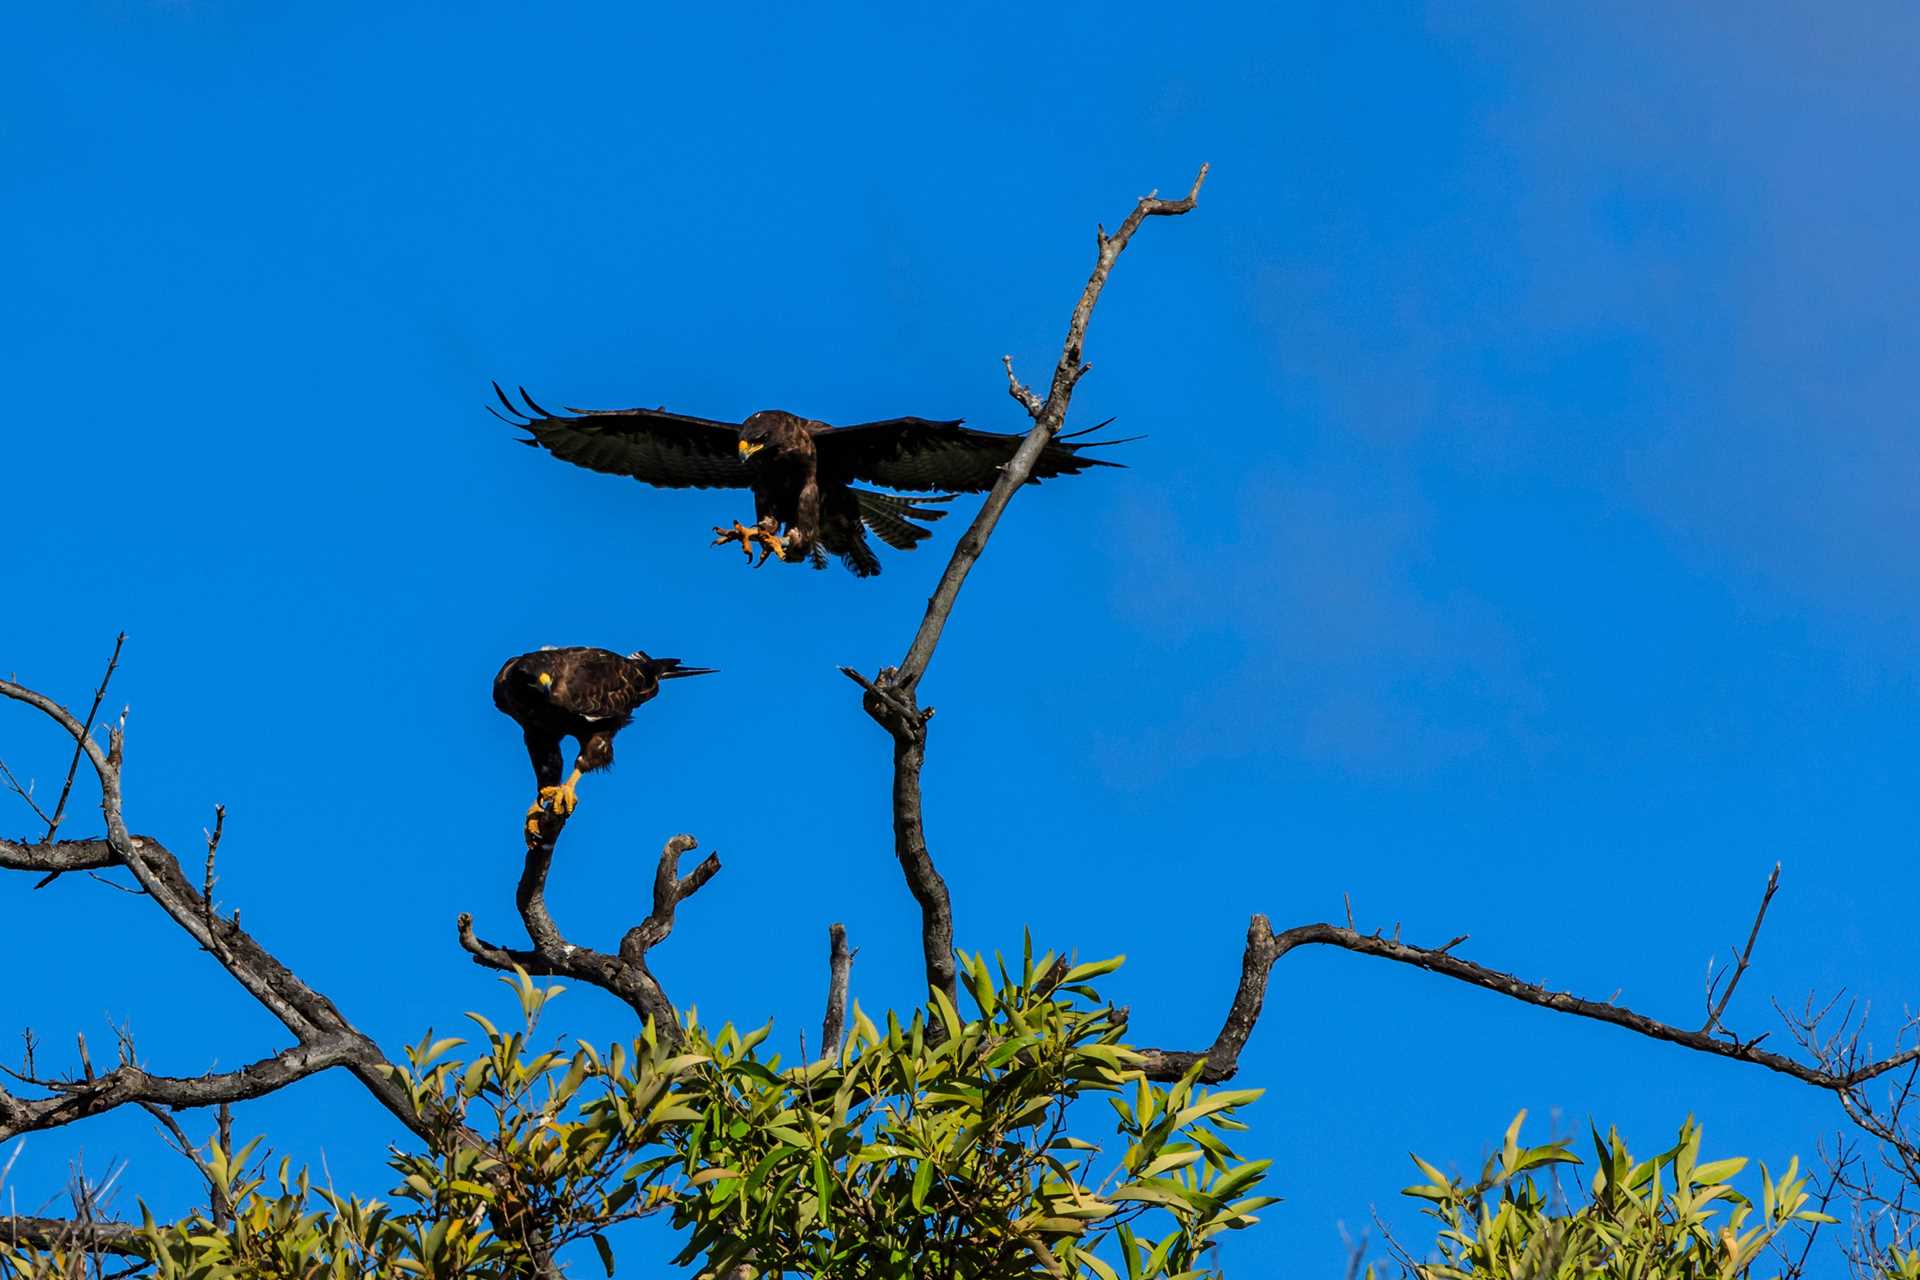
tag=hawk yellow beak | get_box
[738,440,766,460]
[537,672,553,689]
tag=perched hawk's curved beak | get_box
[537,672,554,693]
[738,440,766,460]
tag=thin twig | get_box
[45,633,126,844]
[200,805,228,957]
[0,760,53,827]
[138,1099,226,1224]
[1703,862,1782,1034]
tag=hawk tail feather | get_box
[838,532,882,578]
[857,490,956,552]
[635,656,718,680]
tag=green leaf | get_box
[930,985,963,1035]
[1694,1156,1748,1184]
[911,1159,935,1211]
[1139,1149,1205,1180]
[1205,1158,1271,1204]
[591,1233,615,1277]
[1169,1087,1263,1130]
[1409,1153,1450,1188]
[1063,955,1126,984]
[985,1033,1040,1070]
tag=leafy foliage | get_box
[1,951,1273,1279]
[1381,1112,1837,1280]
[656,943,1275,1279]
[3,970,702,1279]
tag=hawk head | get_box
[737,411,806,462]
[505,660,554,699]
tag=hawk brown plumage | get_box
[493,646,714,834]
[489,385,1131,577]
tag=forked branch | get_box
[34,632,126,888]
[905,162,1207,690]
[846,166,1210,1014]
[0,672,422,1136]
[458,823,719,1040]
[1,653,475,1254]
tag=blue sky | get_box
[5,2,1916,1274]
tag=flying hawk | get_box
[489,385,1130,577]
[493,646,714,836]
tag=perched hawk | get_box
[490,385,1130,577]
[493,646,714,834]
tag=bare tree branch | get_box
[41,633,126,854]
[845,165,1210,1016]
[821,923,853,1054]
[0,670,434,1146]
[458,828,718,1039]
[0,1036,360,1142]
[1133,915,1280,1083]
[138,1100,230,1230]
[1703,861,1782,1035]
[0,1215,144,1257]
[0,838,123,876]
[1138,910,1920,1088]
[2,656,577,1274]
[839,665,955,1012]
[0,759,54,828]
[901,163,1207,692]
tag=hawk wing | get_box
[491,384,748,491]
[818,417,1131,492]
[548,647,649,719]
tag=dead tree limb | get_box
[821,923,853,1054]
[0,660,485,1255]
[1,1216,144,1257]
[0,838,120,876]
[844,164,1210,1013]
[0,1036,361,1141]
[904,164,1207,691]
[138,1100,233,1230]
[1703,861,1782,1035]
[33,632,126,889]
[457,827,718,1040]
[1135,906,1920,1088]
[0,674,425,1134]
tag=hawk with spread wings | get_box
[490,385,1130,576]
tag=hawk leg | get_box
[524,768,583,839]
[712,518,790,567]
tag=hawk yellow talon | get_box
[753,530,789,567]
[712,520,789,566]
[524,771,583,839]
[712,520,757,562]
[538,779,580,818]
